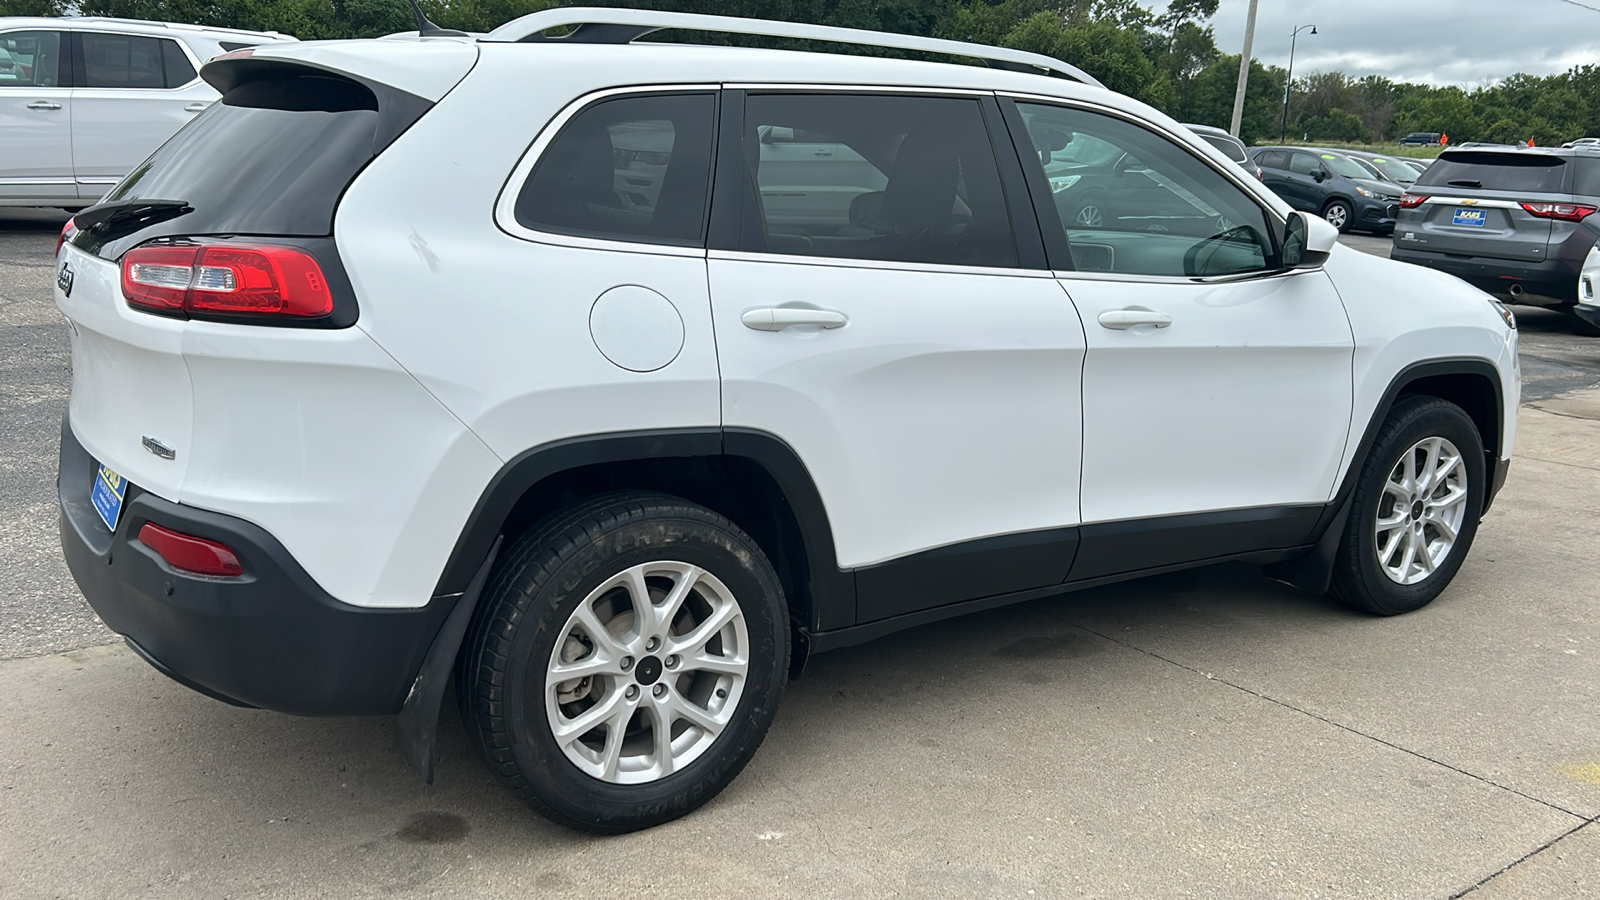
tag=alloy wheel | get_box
[1373,436,1470,585]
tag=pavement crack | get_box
[1447,817,1596,899]
[1514,454,1600,473]
[1061,619,1590,820]
[1525,403,1600,422]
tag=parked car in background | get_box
[1341,149,1422,186]
[1563,137,1600,149]
[1250,146,1405,233]
[0,17,293,208]
[1183,123,1263,179]
[1400,132,1443,146]
[1577,243,1600,331]
[1393,145,1600,334]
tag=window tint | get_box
[162,40,197,87]
[1288,152,1323,176]
[1417,152,1568,193]
[1255,150,1287,170]
[81,33,165,89]
[739,93,1017,268]
[515,92,715,246]
[1016,102,1273,278]
[1574,157,1600,198]
[0,31,62,87]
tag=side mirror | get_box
[1312,169,1328,183]
[1282,211,1337,269]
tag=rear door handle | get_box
[741,307,848,331]
[184,102,209,113]
[26,100,61,110]
[1097,308,1172,330]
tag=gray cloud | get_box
[1178,0,1600,86]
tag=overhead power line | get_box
[1552,0,1600,12]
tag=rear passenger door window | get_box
[736,93,1018,269]
[1014,102,1273,278]
[514,92,716,247]
[79,33,166,89]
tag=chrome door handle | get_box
[741,307,848,331]
[1097,308,1172,330]
[184,102,209,113]
[26,100,61,110]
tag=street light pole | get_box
[1229,0,1260,138]
[1280,24,1317,142]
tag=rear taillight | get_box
[137,522,244,577]
[56,217,77,257]
[121,242,333,319]
[1399,194,1428,209]
[1521,202,1598,222]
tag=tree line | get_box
[5,0,1593,146]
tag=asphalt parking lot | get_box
[3,210,1600,898]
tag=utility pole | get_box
[1229,0,1259,138]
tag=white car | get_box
[0,17,293,207]
[54,8,1519,833]
[1578,242,1600,331]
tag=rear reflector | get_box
[1399,194,1428,209]
[1521,202,1598,222]
[137,522,244,577]
[122,242,333,319]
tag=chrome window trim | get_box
[493,83,721,259]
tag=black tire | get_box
[1563,306,1600,337]
[1322,198,1354,233]
[455,491,788,833]
[1331,396,1487,616]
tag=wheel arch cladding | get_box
[431,429,852,645]
[1353,360,1504,513]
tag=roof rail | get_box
[480,7,1104,88]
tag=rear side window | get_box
[515,92,716,246]
[80,33,165,88]
[0,30,63,87]
[737,92,1017,268]
[1572,157,1600,198]
[1255,150,1287,169]
[78,71,396,260]
[1417,152,1568,193]
[162,41,197,86]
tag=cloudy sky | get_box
[1169,0,1600,87]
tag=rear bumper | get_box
[1390,248,1578,305]
[58,416,454,716]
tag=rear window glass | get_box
[79,73,383,259]
[1416,152,1568,193]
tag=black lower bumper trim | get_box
[58,415,455,716]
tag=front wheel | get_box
[456,492,788,833]
[1331,397,1486,615]
[1323,199,1354,233]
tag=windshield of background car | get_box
[0,31,60,86]
[1199,134,1249,164]
[1416,152,1568,193]
[1320,153,1370,179]
[1366,157,1418,182]
[75,71,383,260]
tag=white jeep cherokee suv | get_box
[55,9,1519,833]
[0,16,292,208]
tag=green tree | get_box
[0,0,67,14]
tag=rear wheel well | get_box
[495,456,814,642]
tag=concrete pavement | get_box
[3,395,1599,897]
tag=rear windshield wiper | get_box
[1446,179,1483,188]
[74,199,194,243]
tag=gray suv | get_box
[1393,146,1600,329]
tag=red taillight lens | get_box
[121,242,334,319]
[56,217,77,257]
[1399,194,1429,209]
[1521,202,1598,222]
[137,522,244,577]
